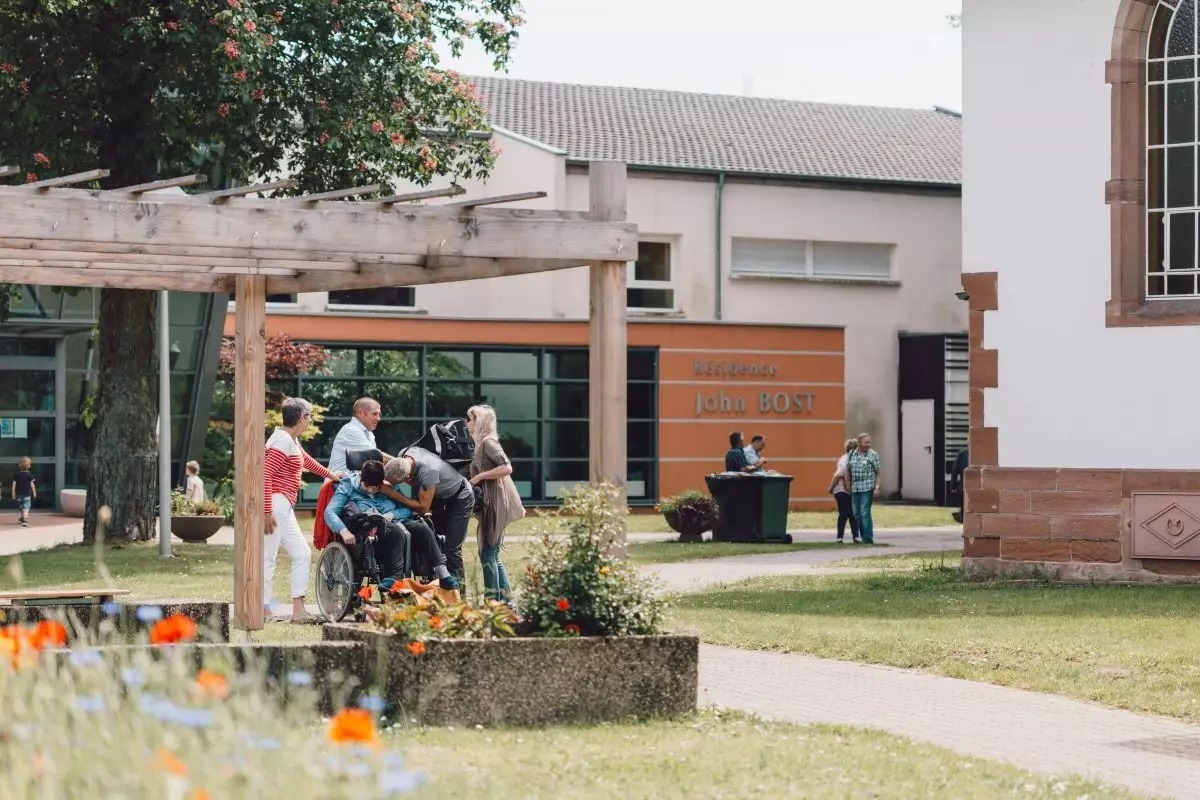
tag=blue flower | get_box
[75,694,107,713]
[135,605,162,623]
[120,667,145,687]
[286,670,313,687]
[68,649,103,668]
[171,708,214,728]
[346,761,371,778]
[357,694,385,713]
[379,770,425,792]
[100,601,121,617]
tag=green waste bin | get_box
[705,473,794,543]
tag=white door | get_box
[901,399,935,501]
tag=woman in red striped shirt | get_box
[264,397,343,623]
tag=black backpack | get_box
[405,419,475,472]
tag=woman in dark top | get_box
[467,405,525,601]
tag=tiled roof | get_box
[473,76,961,187]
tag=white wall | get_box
[965,0,1200,470]
[720,182,964,488]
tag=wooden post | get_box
[588,162,629,554]
[234,276,267,631]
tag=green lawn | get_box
[392,712,1138,799]
[0,538,840,602]
[672,567,1200,722]
[824,550,961,570]
[292,503,958,535]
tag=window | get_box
[627,241,675,310]
[731,238,893,280]
[230,344,660,504]
[1148,0,1200,297]
[266,293,297,304]
[1107,0,1200,324]
[328,287,415,309]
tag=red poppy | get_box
[555,598,569,612]
[357,586,373,601]
[149,614,198,646]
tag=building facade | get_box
[259,77,965,506]
[963,0,1200,576]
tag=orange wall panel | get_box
[658,385,845,422]
[659,352,844,384]
[660,421,846,461]
[658,461,839,510]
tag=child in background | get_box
[11,457,36,527]
[185,460,205,505]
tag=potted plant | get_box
[658,490,719,543]
[170,489,224,543]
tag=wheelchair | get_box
[313,448,443,622]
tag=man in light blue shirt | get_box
[743,435,767,470]
[324,459,457,590]
[328,397,393,474]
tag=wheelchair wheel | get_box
[315,541,357,622]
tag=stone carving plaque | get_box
[1131,493,1200,560]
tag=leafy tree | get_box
[0,0,522,542]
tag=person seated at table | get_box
[323,459,459,591]
[724,431,760,473]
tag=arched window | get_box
[1148,0,1200,297]
[1107,0,1200,326]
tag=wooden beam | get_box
[234,275,267,632]
[0,264,234,293]
[0,237,373,269]
[201,180,295,202]
[0,166,18,178]
[0,257,296,278]
[266,255,587,294]
[106,175,207,195]
[378,186,465,204]
[587,161,629,555]
[0,246,350,274]
[23,169,110,190]
[292,184,386,203]
[0,194,638,263]
[446,191,548,209]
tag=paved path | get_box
[701,645,1195,799]
[647,528,961,593]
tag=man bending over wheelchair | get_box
[323,460,459,591]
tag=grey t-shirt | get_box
[406,446,466,500]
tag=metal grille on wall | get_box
[943,333,969,479]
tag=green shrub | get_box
[518,483,667,637]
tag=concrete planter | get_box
[59,488,87,518]
[171,515,224,543]
[324,624,698,727]
[8,600,232,643]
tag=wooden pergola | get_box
[0,161,634,631]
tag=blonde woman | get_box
[828,438,860,543]
[466,405,525,601]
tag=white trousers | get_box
[265,495,310,603]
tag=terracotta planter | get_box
[59,489,87,518]
[664,509,715,543]
[171,515,223,543]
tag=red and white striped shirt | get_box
[264,427,334,515]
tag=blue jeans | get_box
[479,543,510,601]
[851,491,875,544]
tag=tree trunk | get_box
[83,289,159,543]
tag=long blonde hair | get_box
[467,404,498,445]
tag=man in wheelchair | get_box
[323,459,460,592]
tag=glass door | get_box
[0,355,58,509]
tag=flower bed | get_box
[7,600,231,642]
[323,624,698,727]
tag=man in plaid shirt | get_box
[846,433,882,544]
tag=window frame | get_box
[730,236,895,282]
[1108,0,1200,325]
[324,286,417,312]
[627,238,677,312]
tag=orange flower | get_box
[192,790,213,800]
[193,669,229,699]
[564,623,581,635]
[152,747,188,777]
[428,615,443,630]
[31,620,67,648]
[149,614,198,646]
[328,708,380,747]
[555,598,570,612]
[357,586,373,601]
[406,640,426,656]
